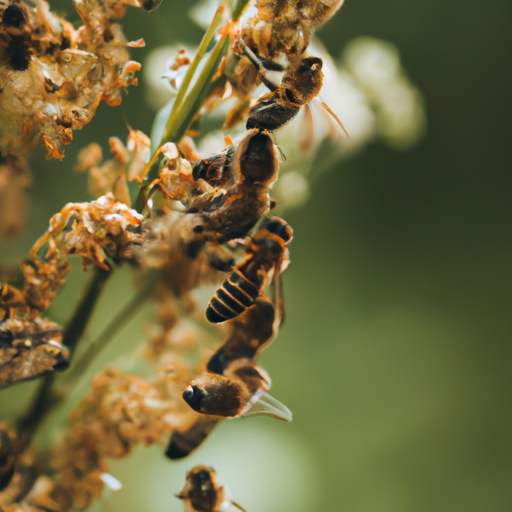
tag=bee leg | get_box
[238,39,279,92]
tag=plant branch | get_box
[60,272,156,391]
[63,267,112,356]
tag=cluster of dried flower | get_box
[0,1,349,511]
[0,0,148,238]
[0,0,147,159]
[0,191,146,389]
[0,241,70,388]
[75,129,151,204]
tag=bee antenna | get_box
[276,144,287,162]
[320,101,349,138]
[231,500,248,512]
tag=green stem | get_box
[134,0,251,213]
[165,3,226,127]
[61,273,156,390]
[63,267,112,356]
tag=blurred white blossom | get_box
[143,45,195,110]
[342,36,426,149]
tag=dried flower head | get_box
[0,316,67,388]
[31,193,143,271]
[0,0,146,159]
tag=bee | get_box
[0,424,15,492]
[165,299,290,459]
[205,217,292,324]
[192,145,237,190]
[182,129,280,254]
[183,298,291,420]
[241,42,348,136]
[241,0,346,62]
[176,466,246,512]
[0,283,27,320]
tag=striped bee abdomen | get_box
[205,269,261,324]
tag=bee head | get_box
[260,217,293,244]
[186,466,219,510]
[183,385,206,412]
[298,57,323,75]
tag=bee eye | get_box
[284,88,298,104]
[183,386,195,401]
[262,217,293,243]
[182,385,204,411]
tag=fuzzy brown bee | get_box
[165,299,290,460]
[183,129,280,254]
[246,55,323,131]
[241,0,345,62]
[176,466,246,512]
[0,424,15,492]
[240,44,348,137]
[183,300,291,420]
[0,283,26,320]
[205,217,292,324]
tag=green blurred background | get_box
[1,0,512,511]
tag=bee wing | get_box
[242,392,293,422]
[270,270,286,332]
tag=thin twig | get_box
[63,267,112,357]
[61,272,156,390]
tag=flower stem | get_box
[60,272,157,391]
[63,267,112,356]
[134,0,251,213]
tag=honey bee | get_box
[0,424,15,492]
[182,129,280,252]
[192,144,236,190]
[183,298,291,420]
[1,0,32,72]
[176,466,246,512]
[206,298,276,375]
[205,217,292,324]
[241,42,348,136]
[165,299,290,459]
[242,0,346,61]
